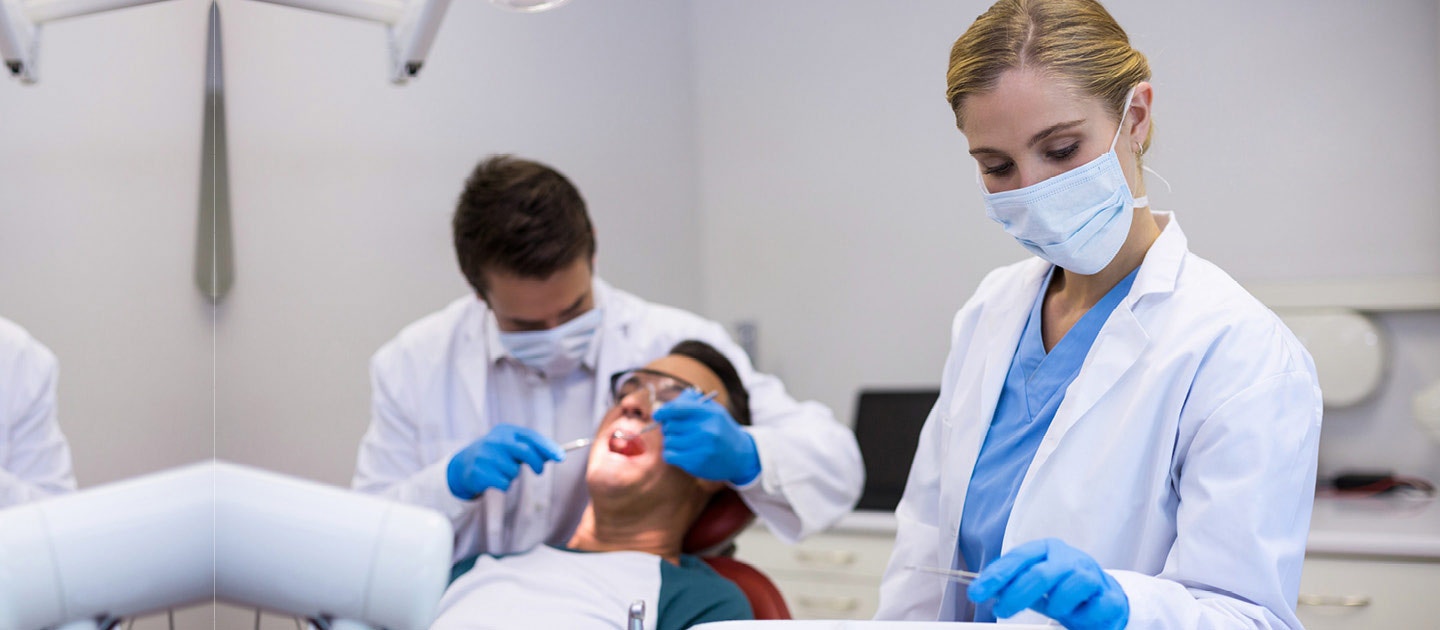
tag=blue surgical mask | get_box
[498,307,603,377]
[978,87,1148,275]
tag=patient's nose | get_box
[617,389,651,419]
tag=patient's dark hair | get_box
[452,155,596,296]
[669,340,751,427]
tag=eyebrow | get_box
[560,291,590,316]
[510,291,591,328]
[969,119,1086,156]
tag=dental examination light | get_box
[245,0,569,84]
[0,0,174,83]
[0,461,453,630]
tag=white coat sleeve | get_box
[0,340,76,508]
[873,396,949,620]
[352,350,476,530]
[686,321,864,542]
[1109,369,1322,629]
[874,287,994,621]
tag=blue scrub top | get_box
[950,265,1140,622]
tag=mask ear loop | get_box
[1111,85,1175,208]
[1108,85,1139,153]
[1142,165,1172,193]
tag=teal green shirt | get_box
[448,547,753,629]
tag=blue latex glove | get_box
[968,538,1129,630]
[445,424,565,500]
[653,389,761,486]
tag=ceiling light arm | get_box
[246,0,451,84]
[0,0,173,83]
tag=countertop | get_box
[1305,495,1440,559]
[822,495,1440,560]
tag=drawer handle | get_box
[795,595,860,612]
[794,549,857,566]
[1297,594,1372,608]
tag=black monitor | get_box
[853,388,940,512]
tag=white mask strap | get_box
[1109,85,1139,152]
[1133,164,1172,208]
[1142,165,1172,193]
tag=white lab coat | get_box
[354,278,863,561]
[876,214,1322,629]
[0,317,76,507]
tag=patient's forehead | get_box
[645,354,730,408]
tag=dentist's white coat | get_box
[354,279,863,561]
[876,214,1322,629]
[0,317,76,507]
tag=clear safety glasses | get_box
[608,368,695,409]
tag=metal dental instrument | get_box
[626,600,645,630]
[559,437,593,452]
[907,565,982,584]
[559,390,718,452]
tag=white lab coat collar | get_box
[587,277,649,421]
[1005,213,1190,553]
[939,211,1189,561]
[1125,211,1186,306]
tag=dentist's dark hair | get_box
[669,340,752,427]
[453,155,596,296]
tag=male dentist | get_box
[354,155,863,560]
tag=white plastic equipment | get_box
[248,0,451,84]
[215,462,452,630]
[243,0,571,84]
[1276,307,1387,408]
[1414,379,1440,444]
[0,461,453,630]
[0,0,174,82]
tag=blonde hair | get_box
[946,0,1152,153]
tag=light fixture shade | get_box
[488,0,570,13]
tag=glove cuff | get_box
[726,432,762,486]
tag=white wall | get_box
[213,0,701,485]
[692,1,990,425]
[0,4,217,624]
[3,2,1439,623]
[691,1,1440,483]
[0,0,213,487]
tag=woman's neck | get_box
[1050,207,1160,310]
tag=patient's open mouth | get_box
[607,434,645,457]
[606,422,657,457]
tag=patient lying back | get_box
[432,341,757,629]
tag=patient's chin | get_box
[586,467,649,500]
[586,446,654,490]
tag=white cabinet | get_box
[1296,555,1440,629]
[733,523,895,620]
[736,509,1440,625]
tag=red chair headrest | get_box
[702,556,792,620]
[682,488,754,556]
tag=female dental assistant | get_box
[875,1,1322,629]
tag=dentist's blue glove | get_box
[445,424,565,500]
[653,389,761,486]
[968,538,1129,630]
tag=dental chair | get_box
[683,489,792,620]
[0,462,453,630]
